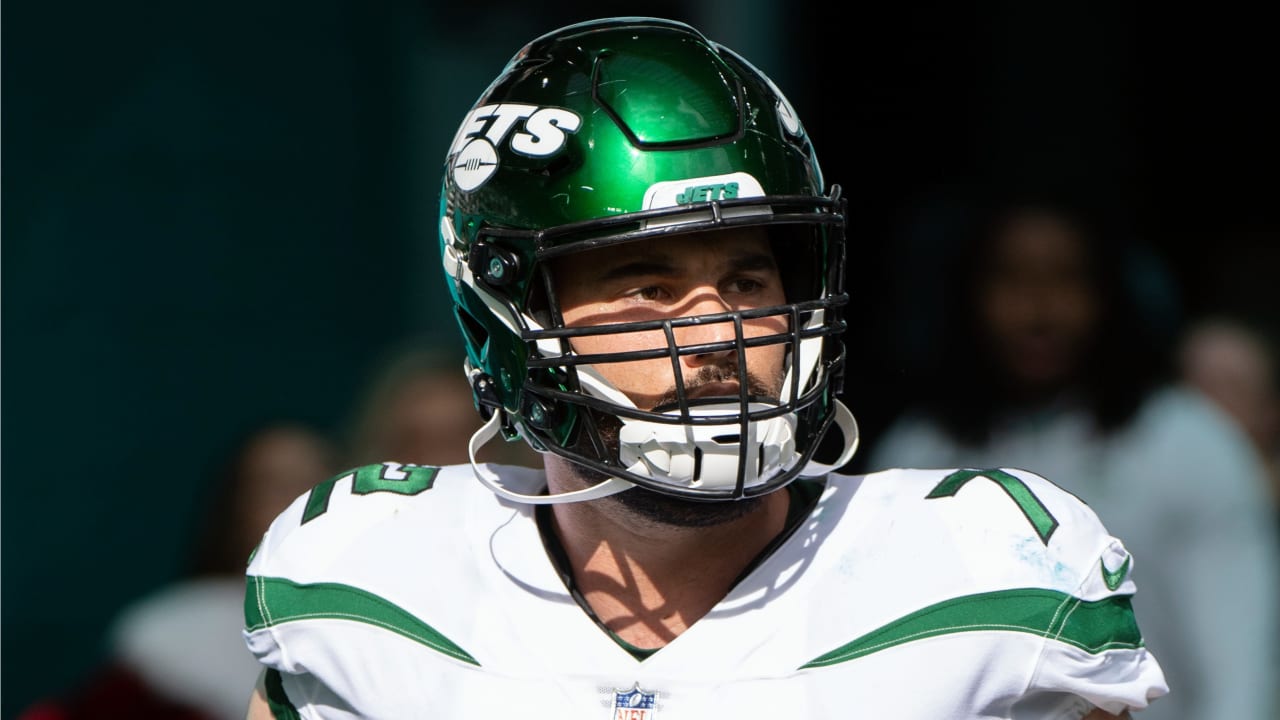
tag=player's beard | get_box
[565,365,780,528]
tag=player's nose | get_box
[676,290,738,367]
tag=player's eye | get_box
[632,286,666,301]
[619,283,670,299]
[725,277,766,294]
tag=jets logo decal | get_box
[448,103,582,192]
[642,172,764,210]
[638,172,768,230]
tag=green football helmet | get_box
[438,16,857,503]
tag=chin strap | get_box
[798,399,860,477]
[469,399,860,504]
[468,411,635,505]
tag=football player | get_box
[244,17,1167,719]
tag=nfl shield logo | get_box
[611,683,657,719]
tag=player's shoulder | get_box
[247,461,542,577]
[834,465,1129,595]
[857,465,1097,522]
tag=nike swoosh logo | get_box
[1100,555,1131,591]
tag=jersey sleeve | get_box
[1007,468,1170,715]
[241,463,451,702]
[241,461,491,720]
[242,473,311,677]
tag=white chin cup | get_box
[618,402,797,491]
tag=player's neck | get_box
[546,473,790,650]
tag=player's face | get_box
[553,227,789,410]
[550,226,789,526]
[976,210,1100,390]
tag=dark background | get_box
[3,2,1276,716]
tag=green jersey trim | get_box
[263,668,302,719]
[246,575,480,666]
[927,469,1059,544]
[800,588,1142,669]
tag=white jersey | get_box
[244,462,1167,719]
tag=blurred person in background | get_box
[1175,314,1280,717]
[344,344,542,468]
[1177,314,1280,519]
[19,422,339,720]
[866,184,1279,720]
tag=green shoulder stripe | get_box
[927,469,1059,544]
[801,588,1142,669]
[246,575,480,666]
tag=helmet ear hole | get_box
[455,306,490,351]
[524,266,555,328]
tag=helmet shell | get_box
[436,17,849,499]
[443,17,824,238]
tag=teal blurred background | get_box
[3,2,1276,717]
[1,3,793,714]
